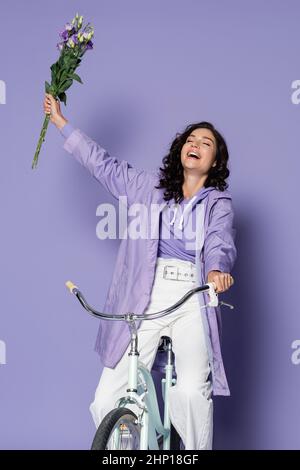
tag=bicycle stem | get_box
[127,314,139,356]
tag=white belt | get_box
[162,265,196,282]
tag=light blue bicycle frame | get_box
[113,323,176,450]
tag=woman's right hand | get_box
[43,93,68,130]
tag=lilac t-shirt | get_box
[157,188,208,263]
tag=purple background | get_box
[1,0,300,449]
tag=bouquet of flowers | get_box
[32,13,94,169]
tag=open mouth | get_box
[187,151,200,159]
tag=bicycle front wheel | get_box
[91,408,141,450]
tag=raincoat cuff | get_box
[62,128,82,154]
[60,122,75,140]
[206,262,229,275]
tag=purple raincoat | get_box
[62,126,237,396]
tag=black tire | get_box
[91,408,141,450]
[158,423,182,450]
[170,423,182,450]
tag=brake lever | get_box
[219,301,234,309]
[205,283,234,309]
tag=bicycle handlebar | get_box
[65,280,234,323]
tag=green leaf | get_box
[60,70,68,79]
[70,73,83,84]
[60,79,73,92]
[58,92,67,106]
[57,71,68,86]
[50,62,58,74]
[62,55,70,65]
[50,62,59,85]
[55,66,64,82]
[45,81,51,93]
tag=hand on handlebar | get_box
[205,281,234,309]
[207,270,234,293]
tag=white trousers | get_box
[89,257,213,450]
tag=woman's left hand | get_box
[207,270,234,293]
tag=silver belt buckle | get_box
[163,265,195,282]
[163,265,178,280]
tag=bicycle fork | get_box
[125,317,150,450]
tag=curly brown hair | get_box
[155,121,230,203]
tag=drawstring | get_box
[169,195,197,230]
[169,204,179,226]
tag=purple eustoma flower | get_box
[65,22,73,31]
[86,40,93,50]
[59,29,69,41]
[70,34,79,44]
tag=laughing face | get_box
[180,128,217,175]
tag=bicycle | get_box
[65,279,234,450]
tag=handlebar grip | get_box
[206,282,218,307]
[65,281,78,294]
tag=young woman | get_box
[44,93,237,450]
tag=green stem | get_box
[31,114,51,169]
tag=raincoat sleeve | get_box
[204,197,237,276]
[60,123,155,204]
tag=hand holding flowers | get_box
[43,93,67,129]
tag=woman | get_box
[44,93,237,450]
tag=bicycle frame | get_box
[112,321,176,450]
[65,280,234,450]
